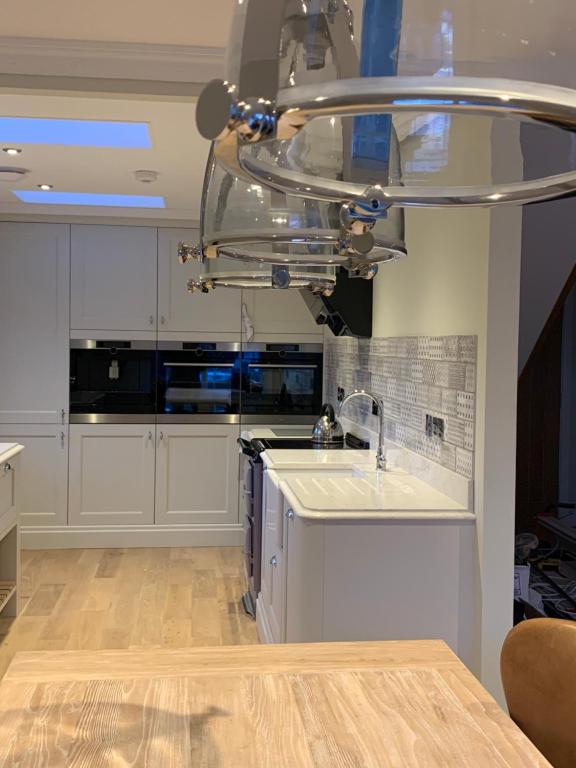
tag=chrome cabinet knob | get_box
[148,431,153,441]
[3,462,12,473]
[270,555,278,567]
[286,509,295,519]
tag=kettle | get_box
[311,403,344,446]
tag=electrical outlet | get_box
[337,387,345,402]
[426,414,445,441]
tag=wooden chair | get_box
[501,618,576,768]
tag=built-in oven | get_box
[240,343,323,424]
[157,342,241,423]
[70,340,157,423]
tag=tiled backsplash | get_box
[324,335,478,479]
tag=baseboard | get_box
[21,524,243,549]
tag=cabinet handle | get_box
[3,463,12,474]
[149,315,155,325]
[160,315,166,325]
[270,555,278,567]
[286,509,295,520]
[61,409,66,424]
[148,431,153,441]
[159,431,165,442]
[60,432,65,448]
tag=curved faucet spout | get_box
[339,390,387,471]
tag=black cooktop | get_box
[253,434,369,451]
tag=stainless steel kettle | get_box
[311,403,344,446]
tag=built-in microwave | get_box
[157,342,241,423]
[240,343,323,423]
[70,340,157,423]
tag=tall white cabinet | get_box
[0,223,70,424]
[70,225,157,333]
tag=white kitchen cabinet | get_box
[157,228,242,336]
[257,471,476,665]
[0,223,70,424]
[71,225,157,332]
[243,288,323,342]
[68,423,156,526]
[257,473,286,643]
[154,423,240,526]
[0,425,68,528]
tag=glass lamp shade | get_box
[198,0,576,210]
[199,147,406,272]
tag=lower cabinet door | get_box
[0,425,68,527]
[68,424,155,526]
[154,424,240,525]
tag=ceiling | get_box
[0,92,210,220]
[0,0,236,47]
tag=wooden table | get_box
[0,641,550,767]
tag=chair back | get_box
[501,618,576,768]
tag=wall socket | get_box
[426,414,445,441]
[337,387,345,402]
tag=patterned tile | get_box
[324,334,478,479]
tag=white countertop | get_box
[262,448,375,470]
[267,462,473,522]
[0,443,24,464]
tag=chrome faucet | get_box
[339,390,387,471]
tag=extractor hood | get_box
[301,269,373,339]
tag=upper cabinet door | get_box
[157,228,242,335]
[0,223,70,424]
[243,289,323,341]
[71,225,157,332]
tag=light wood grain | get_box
[0,547,258,678]
[0,641,551,768]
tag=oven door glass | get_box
[241,352,323,417]
[70,348,156,415]
[158,351,241,416]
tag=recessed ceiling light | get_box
[0,118,151,148]
[14,190,166,208]
[37,183,53,191]
[2,147,22,155]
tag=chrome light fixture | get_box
[198,0,576,219]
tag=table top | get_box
[0,641,550,767]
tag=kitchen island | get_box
[257,446,477,668]
[0,640,550,767]
[0,443,23,618]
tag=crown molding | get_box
[0,36,225,84]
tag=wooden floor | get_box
[0,547,258,679]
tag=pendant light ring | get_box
[211,76,576,209]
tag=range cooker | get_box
[239,433,369,618]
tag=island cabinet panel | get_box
[154,424,240,526]
[71,225,157,333]
[68,424,156,526]
[0,223,70,424]
[258,473,286,643]
[0,426,68,527]
[284,504,324,643]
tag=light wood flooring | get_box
[0,547,258,679]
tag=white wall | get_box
[370,117,523,702]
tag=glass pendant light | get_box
[197,0,576,223]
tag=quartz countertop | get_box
[268,464,473,521]
[0,443,24,465]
